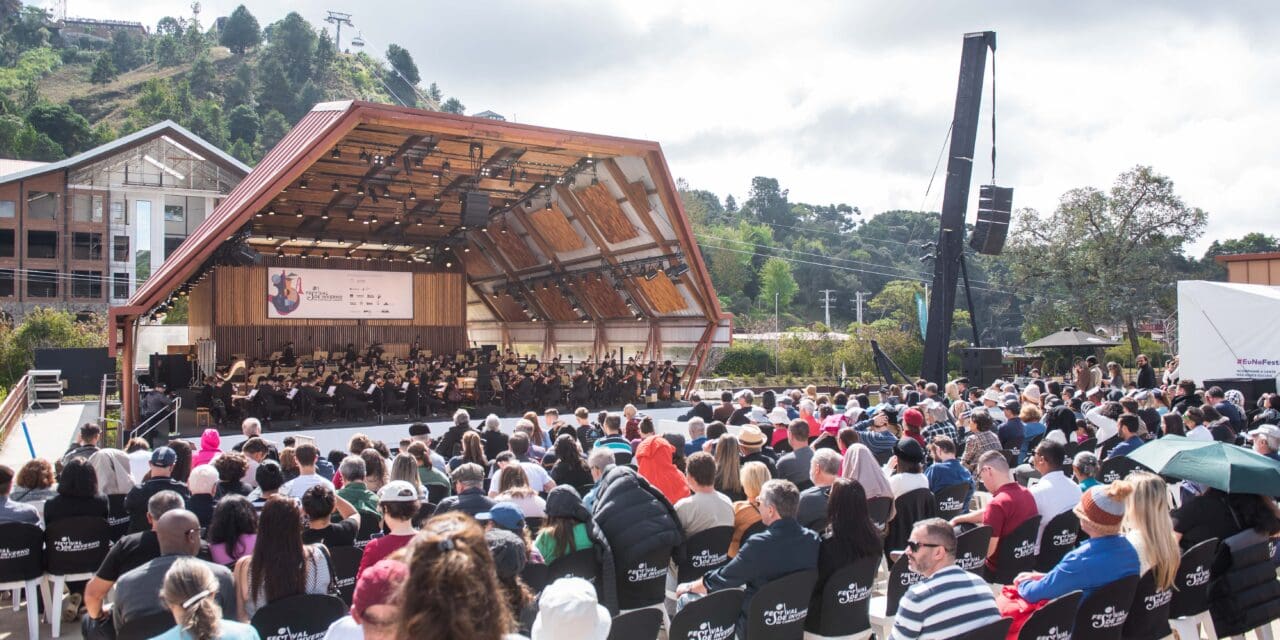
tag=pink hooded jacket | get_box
[191,428,222,467]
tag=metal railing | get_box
[0,375,31,448]
[100,374,123,446]
[129,396,181,442]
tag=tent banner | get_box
[915,292,928,340]
[1177,280,1280,382]
[265,267,413,319]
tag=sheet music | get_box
[366,383,377,394]
[287,388,298,399]
[401,382,410,390]
[247,389,258,399]
[326,386,336,396]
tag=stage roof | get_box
[110,100,724,337]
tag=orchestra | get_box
[196,344,682,428]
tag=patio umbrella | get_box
[1127,435,1280,494]
[1024,328,1120,349]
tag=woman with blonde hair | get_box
[712,433,745,501]
[493,464,547,518]
[728,461,772,557]
[399,512,515,640]
[949,400,970,425]
[156,558,256,639]
[389,453,423,496]
[1124,472,1181,591]
[944,381,961,402]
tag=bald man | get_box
[93,510,235,636]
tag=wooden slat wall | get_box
[187,278,213,342]
[630,272,687,313]
[528,204,585,252]
[573,183,638,243]
[196,259,468,360]
[573,276,631,319]
[463,240,498,278]
[530,288,579,322]
[490,221,540,269]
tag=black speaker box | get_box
[961,347,1004,388]
[1203,378,1277,413]
[461,191,490,229]
[149,354,191,390]
[969,185,1014,255]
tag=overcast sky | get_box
[79,1,1279,255]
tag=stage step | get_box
[27,369,64,409]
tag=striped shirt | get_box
[890,565,1001,640]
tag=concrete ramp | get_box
[0,402,96,468]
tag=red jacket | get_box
[634,436,690,505]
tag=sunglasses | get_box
[905,540,943,552]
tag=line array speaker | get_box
[461,191,490,229]
[969,184,1013,255]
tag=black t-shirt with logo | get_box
[302,517,358,548]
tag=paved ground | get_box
[0,402,96,469]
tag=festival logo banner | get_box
[267,268,413,319]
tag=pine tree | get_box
[441,97,464,114]
[220,5,261,55]
[188,51,216,96]
[89,52,116,84]
[227,104,259,144]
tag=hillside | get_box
[0,4,457,164]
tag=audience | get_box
[10,457,57,508]
[711,433,746,501]
[531,577,611,640]
[436,463,495,516]
[1123,472,1181,591]
[207,495,258,565]
[125,447,191,532]
[356,481,420,577]
[950,450,1037,575]
[805,478,883,635]
[281,444,334,499]
[635,420,690,505]
[0,463,38,524]
[493,464,548,517]
[212,453,252,498]
[673,451,735,536]
[154,558,256,639]
[324,558,407,640]
[301,484,361,547]
[923,436,971,508]
[233,496,332,620]
[487,528,537,633]
[85,491,187,625]
[728,461,771,556]
[42,457,108,525]
[188,464,220,527]
[796,448,842,528]
[399,512,515,640]
[775,419,815,485]
[886,437,929,498]
[1027,441,1080,548]
[891,518,1002,638]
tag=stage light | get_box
[331,182,340,192]
[383,186,392,198]
[438,220,445,228]
[369,214,379,224]
[300,251,309,259]
[295,208,304,218]
[445,260,453,268]
[463,246,470,252]
[299,180,309,190]
[645,266,659,281]
[320,210,330,220]
[386,154,395,166]
[290,235,298,242]
[254,211,263,218]
[266,233,275,240]
[666,263,690,279]
[545,198,552,210]
[432,194,442,203]
[359,149,370,163]
[347,212,356,222]
[408,189,417,201]
[322,252,330,260]
[331,148,341,159]
[413,156,423,167]
[634,311,644,321]
[393,218,401,225]
[267,208,275,216]
[442,160,451,174]
[356,184,366,196]
[580,315,590,324]
[415,218,423,226]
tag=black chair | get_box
[425,483,450,504]
[1096,435,1121,461]
[1072,573,1140,640]
[355,509,383,541]
[675,526,733,583]
[327,545,363,605]
[804,554,879,638]
[955,525,993,574]
[985,515,1041,585]
[870,552,924,639]
[613,450,634,466]
[526,516,545,535]
[1016,590,1082,640]
[547,548,600,586]
[955,616,1013,640]
[934,483,971,519]
[1167,538,1219,640]
[743,569,818,639]
[616,546,672,610]
[885,488,938,563]
[743,520,767,542]
[44,515,113,638]
[669,588,744,640]
[1123,571,1173,640]
[522,561,550,594]
[251,593,348,640]
[1063,440,1080,459]
[115,611,179,640]
[867,496,893,528]
[1099,455,1146,484]
[1077,437,1097,453]
[1035,510,1080,572]
[0,522,43,640]
[606,608,663,640]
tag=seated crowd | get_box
[3,367,1280,640]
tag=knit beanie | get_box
[1074,484,1127,535]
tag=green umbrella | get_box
[1127,435,1280,494]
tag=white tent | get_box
[1177,280,1280,383]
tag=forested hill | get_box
[0,3,464,165]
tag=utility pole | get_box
[854,291,870,338]
[819,290,836,330]
[325,11,353,51]
[774,292,780,375]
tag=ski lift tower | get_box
[325,11,353,50]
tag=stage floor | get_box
[207,406,700,454]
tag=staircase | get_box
[26,370,63,409]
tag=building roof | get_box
[111,100,723,337]
[1214,252,1280,264]
[0,120,250,185]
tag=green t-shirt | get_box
[337,482,380,515]
[418,466,452,491]
[534,522,593,564]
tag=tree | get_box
[255,56,293,118]
[155,16,185,37]
[758,257,799,311]
[25,102,94,155]
[0,308,105,388]
[226,103,259,144]
[188,51,216,96]
[385,44,421,106]
[1004,165,1207,357]
[425,82,442,103]
[0,114,62,160]
[110,30,145,72]
[223,61,254,109]
[293,79,325,121]
[724,195,737,213]
[258,109,289,154]
[187,100,225,147]
[154,35,182,66]
[313,28,335,74]
[1202,232,1280,259]
[228,138,255,164]
[267,12,315,85]
[743,177,795,229]
[441,97,465,114]
[219,5,261,54]
[89,52,116,84]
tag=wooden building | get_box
[1216,252,1280,286]
[109,101,731,427]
